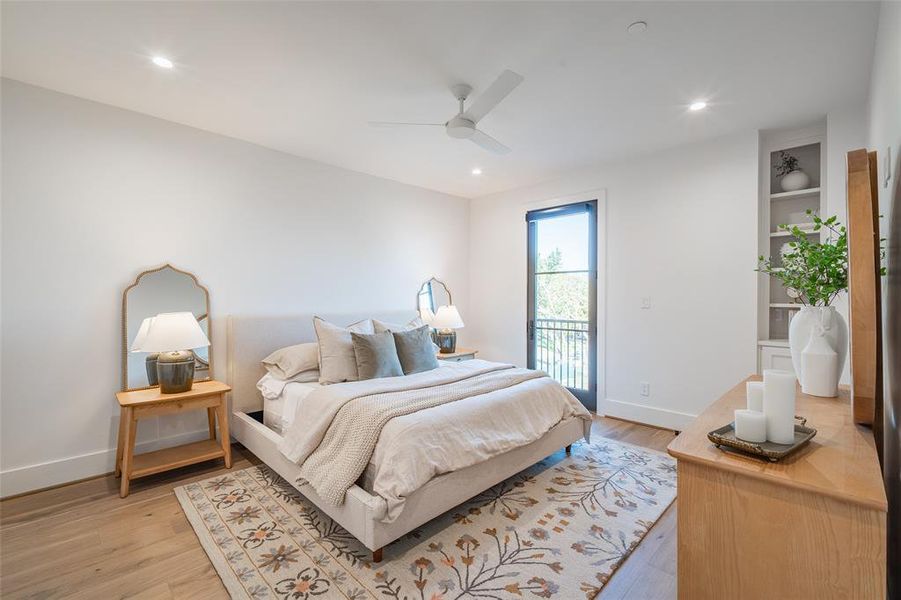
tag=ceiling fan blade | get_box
[469,129,511,155]
[463,70,524,124]
[368,121,444,127]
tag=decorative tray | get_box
[707,416,817,462]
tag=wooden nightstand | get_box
[115,380,232,497]
[437,348,478,362]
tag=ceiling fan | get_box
[369,69,524,155]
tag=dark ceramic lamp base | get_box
[436,330,457,354]
[144,354,160,386]
[157,350,195,394]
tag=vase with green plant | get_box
[775,150,810,192]
[758,211,887,396]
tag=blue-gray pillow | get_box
[351,331,404,380]
[393,325,440,374]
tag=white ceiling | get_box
[1,1,879,198]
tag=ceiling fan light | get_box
[446,116,476,139]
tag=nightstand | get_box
[437,348,478,362]
[115,380,232,497]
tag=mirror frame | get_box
[121,263,212,392]
[416,276,453,313]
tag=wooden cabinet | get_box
[668,377,886,599]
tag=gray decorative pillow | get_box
[351,331,404,380]
[393,325,440,375]
[314,317,374,384]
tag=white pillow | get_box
[372,316,425,333]
[256,371,319,401]
[314,317,374,384]
[262,342,320,380]
[373,317,440,353]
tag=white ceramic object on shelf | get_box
[801,325,839,397]
[780,169,810,192]
[788,305,847,393]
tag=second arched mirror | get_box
[416,277,452,321]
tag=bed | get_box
[227,312,590,562]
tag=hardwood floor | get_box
[0,416,677,599]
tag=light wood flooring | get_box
[0,416,677,599]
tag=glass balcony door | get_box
[526,201,598,410]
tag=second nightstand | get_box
[437,348,478,362]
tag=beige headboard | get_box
[226,312,417,413]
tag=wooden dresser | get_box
[668,376,886,599]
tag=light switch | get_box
[641,297,651,309]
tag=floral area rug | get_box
[175,438,676,600]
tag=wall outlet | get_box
[641,297,651,309]
[640,381,650,397]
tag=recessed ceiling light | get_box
[151,56,174,69]
[471,168,482,176]
[627,21,648,34]
[689,101,707,111]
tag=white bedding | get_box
[258,374,320,434]
[274,360,592,522]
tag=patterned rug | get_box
[176,438,676,600]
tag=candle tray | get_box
[707,416,817,462]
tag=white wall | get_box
[867,6,901,584]
[869,1,901,232]
[468,131,760,430]
[0,79,470,495]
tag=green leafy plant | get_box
[757,211,887,307]
[774,151,800,177]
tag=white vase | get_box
[801,327,839,397]
[780,169,810,192]
[788,306,847,395]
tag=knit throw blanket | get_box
[288,364,545,506]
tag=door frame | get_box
[523,190,606,411]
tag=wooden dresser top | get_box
[668,376,887,512]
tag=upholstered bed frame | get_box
[226,313,585,562]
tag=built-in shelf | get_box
[770,228,817,238]
[770,187,821,200]
[758,339,790,348]
[759,132,824,363]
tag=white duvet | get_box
[278,359,592,522]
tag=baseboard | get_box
[599,398,696,431]
[0,428,212,498]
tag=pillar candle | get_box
[734,409,767,443]
[763,369,796,444]
[746,381,764,412]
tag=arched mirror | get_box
[122,264,211,391]
[417,277,452,321]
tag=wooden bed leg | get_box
[565,445,572,455]
[372,548,383,563]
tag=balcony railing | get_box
[534,318,589,390]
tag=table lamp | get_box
[431,305,464,354]
[137,312,210,393]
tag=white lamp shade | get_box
[130,317,154,352]
[431,305,464,329]
[138,312,210,352]
[419,307,436,326]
